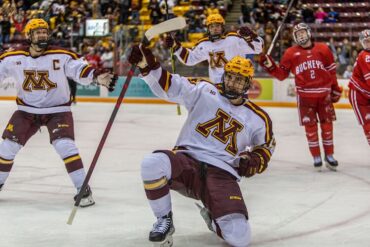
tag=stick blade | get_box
[145,17,187,41]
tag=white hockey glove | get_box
[93,68,117,92]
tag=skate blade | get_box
[325,163,337,172]
[152,234,173,247]
[314,166,322,172]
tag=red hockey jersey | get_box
[349,50,370,99]
[269,42,337,97]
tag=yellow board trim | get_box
[64,155,81,164]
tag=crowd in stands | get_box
[239,0,369,76]
[0,0,369,77]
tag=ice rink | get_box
[0,101,369,247]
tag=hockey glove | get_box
[237,26,258,42]
[164,35,181,51]
[128,45,160,76]
[331,84,343,103]
[93,68,117,92]
[259,53,277,72]
[237,151,267,178]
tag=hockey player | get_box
[348,29,370,146]
[259,23,342,171]
[165,13,264,83]
[128,44,275,247]
[0,19,117,206]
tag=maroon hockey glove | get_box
[238,26,258,42]
[259,53,277,72]
[237,151,267,178]
[331,84,343,103]
[128,45,160,76]
[164,35,181,51]
[93,68,117,92]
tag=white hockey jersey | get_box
[142,67,275,180]
[0,45,95,114]
[174,32,264,83]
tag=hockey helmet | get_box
[359,29,370,49]
[206,14,225,26]
[222,56,254,100]
[24,19,49,36]
[24,19,50,49]
[292,23,311,46]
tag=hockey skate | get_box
[74,185,95,207]
[325,155,338,171]
[195,202,215,232]
[313,156,323,172]
[149,211,175,247]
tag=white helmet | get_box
[359,29,370,50]
[293,23,311,46]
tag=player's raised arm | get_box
[64,55,117,92]
[128,44,200,106]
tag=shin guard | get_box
[304,123,320,157]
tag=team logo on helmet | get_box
[359,29,370,49]
[206,14,225,26]
[293,23,311,46]
[224,56,254,78]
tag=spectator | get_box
[0,15,11,44]
[342,65,353,79]
[148,0,162,24]
[301,4,314,23]
[101,46,114,69]
[314,7,327,24]
[325,8,338,23]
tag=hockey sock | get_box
[0,139,22,185]
[144,177,172,218]
[320,122,334,155]
[0,156,13,185]
[63,154,85,189]
[304,123,320,157]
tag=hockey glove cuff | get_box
[237,151,267,178]
[331,84,343,103]
[165,35,181,52]
[259,53,276,72]
[128,45,160,76]
[237,26,258,42]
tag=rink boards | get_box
[0,76,352,108]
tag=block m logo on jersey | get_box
[22,70,57,92]
[209,51,228,68]
[196,109,244,155]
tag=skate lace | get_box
[153,217,171,233]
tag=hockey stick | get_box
[67,17,187,225]
[163,0,182,115]
[266,0,295,55]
